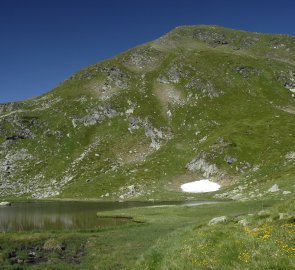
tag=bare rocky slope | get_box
[0,25,294,201]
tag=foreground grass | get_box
[137,210,295,270]
[2,199,293,269]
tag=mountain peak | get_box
[0,26,294,201]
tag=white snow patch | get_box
[181,179,220,193]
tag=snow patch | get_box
[181,179,220,193]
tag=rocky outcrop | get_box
[234,66,259,78]
[193,29,232,46]
[186,153,218,178]
[73,105,118,127]
[76,64,130,84]
[276,70,295,89]
[185,79,220,98]
[128,117,171,150]
[122,47,164,69]
[285,152,295,160]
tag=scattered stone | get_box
[128,117,171,150]
[157,64,181,84]
[193,28,232,46]
[127,185,136,195]
[283,191,291,195]
[268,184,280,193]
[234,66,258,77]
[184,79,220,98]
[277,71,295,90]
[77,105,118,127]
[208,216,227,225]
[122,47,163,69]
[238,219,249,226]
[224,156,237,165]
[285,152,295,160]
[0,201,11,206]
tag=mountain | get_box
[0,25,294,201]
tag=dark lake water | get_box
[0,201,215,232]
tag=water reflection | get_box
[0,201,215,231]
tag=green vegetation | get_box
[0,25,294,269]
[2,198,294,269]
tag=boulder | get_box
[285,152,295,160]
[238,219,249,226]
[187,153,218,178]
[0,201,11,206]
[268,184,280,193]
[208,216,227,225]
[224,156,237,164]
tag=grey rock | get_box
[186,153,218,178]
[184,79,219,98]
[193,29,232,46]
[208,216,227,225]
[277,70,295,89]
[157,64,181,84]
[122,47,163,69]
[285,152,295,160]
[224,156,237,164]
[127,185,136,195]
[76,65,130,86]
[75,105,118,127]
[128,117,170,150]
[238,219,249,226]
[234,66,258,77]
[0,201,11,206]
[241,36,260,47]
[268,184,280,193]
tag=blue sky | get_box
[0,0,294,102]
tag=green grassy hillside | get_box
[0,25,294,201]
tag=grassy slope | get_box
[1,25,295,201]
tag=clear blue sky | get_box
[1,0,294,103]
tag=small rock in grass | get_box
[238,219,249,226]
[268,184,280,193]
[224,156,237,165]
[0,201,11,206]
[283,191,291,195]
[208,216,227,225]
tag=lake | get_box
[0,200,216,232]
